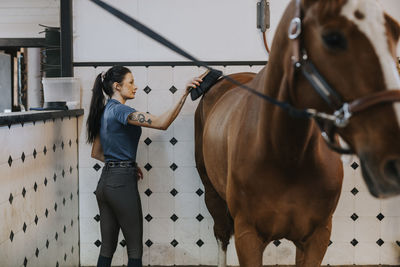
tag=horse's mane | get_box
[312,0,348,20]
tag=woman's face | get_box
[117,72,137,99]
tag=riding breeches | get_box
[95,166,143,259]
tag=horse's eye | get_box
[322,32,347,50]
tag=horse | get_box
[194,0,400,266]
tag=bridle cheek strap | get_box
[349,90,400,114]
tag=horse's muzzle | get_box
[361,158,400,198]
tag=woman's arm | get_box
[127,77,202,130]
[91,135,105,162]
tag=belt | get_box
[105,161,137,168]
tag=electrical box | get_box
[257,0,270,32]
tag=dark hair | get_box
[86,65,131,143]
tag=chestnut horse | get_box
[195,0,400,266]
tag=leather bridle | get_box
[289,0,400,154]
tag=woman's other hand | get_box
[137,166,143,180]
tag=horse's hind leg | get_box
[294,219,332,267]
[201,175,233,267]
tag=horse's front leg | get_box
[234,216,266,267]
[295,218,332,267]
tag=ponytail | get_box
[86,65,132,144]
[86,73,106,143]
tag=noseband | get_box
[289,0,400,154]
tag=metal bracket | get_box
[257,0,270,32]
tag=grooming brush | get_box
[190,69,223,101]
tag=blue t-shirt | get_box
[100,99,142,162]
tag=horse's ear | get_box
[385,13,400,42]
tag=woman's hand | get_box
[137,166,143,180]
[185,77,203,95]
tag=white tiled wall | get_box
[0,117,80,267]
[76,65,400,266]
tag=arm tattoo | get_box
[129,113,152,125]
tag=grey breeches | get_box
[95,166,143,259]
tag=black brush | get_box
[190,69,223,101]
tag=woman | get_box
[86,65,202,267]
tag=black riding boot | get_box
[127,258,142,267]
[97,255,112,267]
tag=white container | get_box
[42,77,80,103]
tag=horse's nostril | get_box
[384,160,400,183]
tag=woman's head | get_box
[86,65,133,143]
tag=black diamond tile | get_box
[145,189,152,196]
[94,214,100,222]
[144,138,152,146]
[144,163,152,171]
[56,261,59,267]
[44,177,48,186]
[23,222,27,233]
[62,169,65,177]
[23,257,27,267]
[70,166,73,174]
[63,225,66,233]
[35,215,39,225]
[63,198,66,206]
[169,86,177,94]
[196,214,204,222]
[45,209,49,218]
[9,193,13,204]
[21,152,25,162]
[53,144,56,152]
[170,163,178,171]
[196,188,204,196]
[351,187,359,196]
[328,240,333,246]
[351,238,358,246]
[71,246,74,254]
[53,173,57,182]
[71,220,74,227]
[273,240,281,247]
[34,182,38,192]
[55,232,58,241]
[93,163,101,171]
[144,86,152,94]
[120,240,127,247]
[196,239,204,247]
[170,188,178,196]
[54,202,58,212]
[33,149,37,159]
[351,162,359,170]
[43,146,47,155]
[46,239,49,249]
[10,231,14,242]
[94,240,101,247]
[377,213,385,221]
[22,187,26,197]
[64,253,67,261]
[61,142,64,150]
[396,241,400,247]
[70,193,73,200]
[145,214,153,222]
[376,238,384,246]
[8,155,12,167]
[69,139,72,147]
[171,239,179,247]
[35,248,39,257]
[170,137,178,146]
[351,213,359,221]
[170,214,178,222]
[145,239,153,247]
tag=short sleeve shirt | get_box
[100,99,142,162]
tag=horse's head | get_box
[285,0,400,198]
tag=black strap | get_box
[90,0,313,119]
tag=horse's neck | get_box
[256,64,320,164]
